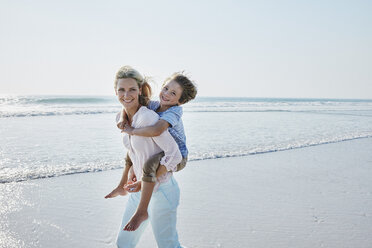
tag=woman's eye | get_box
[172,92,176,96]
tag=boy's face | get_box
[159,80,183,106]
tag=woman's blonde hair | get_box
[114,66,152,106]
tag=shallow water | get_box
[1,96,372,183]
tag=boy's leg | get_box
[150,176,181,248]
[142,152,164,182]
[116,192,149,248]
[123,152,164,231]
[175,156,188,172]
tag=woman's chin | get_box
[123,102,139,110]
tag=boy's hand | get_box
[121,124,134,135]
[124,181,141,193]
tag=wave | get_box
[0,109,118,118]
[0,162,120,184]
[0,96,115,105]
[35,97,113,104]
[189,133,372,161]
[1,134,371,184]
[1,96,372,118]
[2,109,372,118]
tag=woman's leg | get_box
[150,176,182,248]
[124,152,164,231]
[116,192,149,248]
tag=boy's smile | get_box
[159,80,183,107]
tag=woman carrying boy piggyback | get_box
[107,71,197,234]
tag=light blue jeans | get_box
[116,176,182,248]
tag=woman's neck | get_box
[125,105,141,124]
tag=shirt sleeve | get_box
[160,106,183,127]
[147,100,159,112]
[152,130,182,172]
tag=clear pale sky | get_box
[1,0,371,98]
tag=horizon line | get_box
[0,94,371,101]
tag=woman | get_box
[105,66,183,248]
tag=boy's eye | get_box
[171,92,176,96]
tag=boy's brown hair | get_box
[165,72,197,104]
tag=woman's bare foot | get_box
[123,211,149,231]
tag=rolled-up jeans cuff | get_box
[142,175,157,183]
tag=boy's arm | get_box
[123,119,170,137]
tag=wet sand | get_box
[1,138,372,248]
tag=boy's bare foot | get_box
[104,186,127,199]
[123,211,149,231]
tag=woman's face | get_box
[116,78,141,110]
[159,80,183,107]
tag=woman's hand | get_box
[124,181,141,193]
[117,120,126,130]
[121,124,134,135]
[156,164,168,178]
[104,186,128,199]
[128,167,137,183]
[117,109,128,130]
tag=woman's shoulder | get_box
[134,106,159,127]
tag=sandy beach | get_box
[1,137,372,248]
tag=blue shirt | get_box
[148,100,188,158]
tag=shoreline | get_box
[1,138,372,247]
[2,135,372,185]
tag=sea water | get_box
[1,95,372,183]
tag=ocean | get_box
[1,95,372,184]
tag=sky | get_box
[0,0,371,98]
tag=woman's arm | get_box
[123,119,170,137]
[117,108,128,130]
